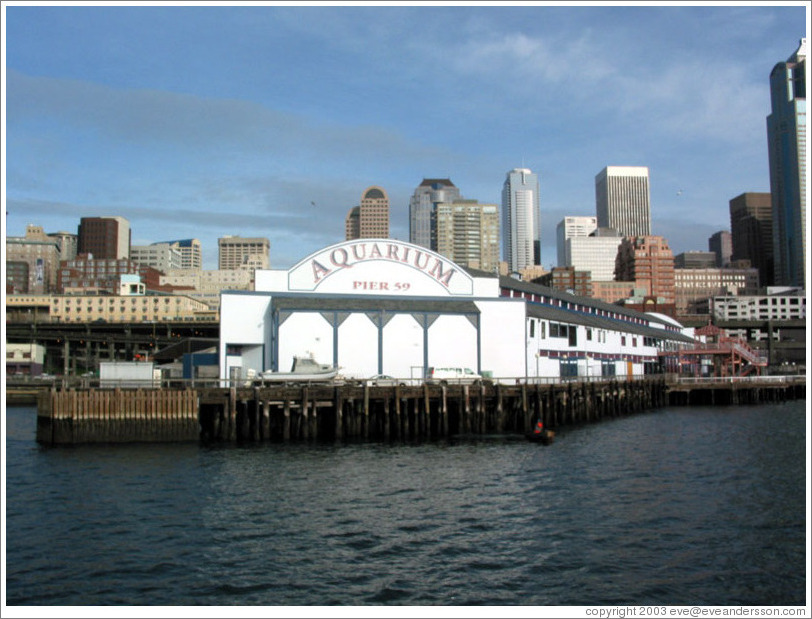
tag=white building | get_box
[556,216,597,266]
[564,232,624,281]
[131,243,184,272]
[713,289,806,321]
[160,268,254,309]
[219,239,695,382]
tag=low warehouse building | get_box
[218,239,696,383]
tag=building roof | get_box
[270,294,479,315]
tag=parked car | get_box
[369,374,401,386]
[425,367,482,384]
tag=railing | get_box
[674,374,806,386]
[8,373,667,391]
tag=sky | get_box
[3,2,809,271]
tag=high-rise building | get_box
[154,239,202,270]
[77,216,131,260]
[218,236,270,270]
[729,192,774,287]
[767,38,807,287]
[708,230,732,267]
[556,216,597,266]
[502,168,540,273]
[409,179,462,249]
[434,199,500,272]
[615,236,675,304]
[595,166,651,237]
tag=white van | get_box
[425,367,482,383]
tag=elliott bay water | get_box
[4,401,808,607]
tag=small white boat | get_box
[257,356,338,383]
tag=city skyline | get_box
[4,3,808,270]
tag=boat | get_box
[256,356,338,383]
[526,420,555,444]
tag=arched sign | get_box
[287,239,474,296]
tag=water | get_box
[4,402,808,607]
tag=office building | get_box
[346,186,390,240]
[434,199,500,272]
[160,268,254,310]
[218,236,270,270]
[729,192,774,286]
[48,231,78,262]
[556,216,597,266]
[674,266,760,319]
[563,228,623,281]
[409,179,462,249]
[767,38,807,287]
[674,251,717,269]
[5,225,61,294]
[535,266,593,298]
[595,166,651,237]
[77,216,131,260]
[131,243,184,273]
[615,236,675,304]
[502,168,540,273]
[57,257,163,294]
[154,239,202,270]
[708,231,732,267]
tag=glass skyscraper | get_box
[501,168,540,273]
[767,38,807,288]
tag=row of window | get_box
[529,318,660,350]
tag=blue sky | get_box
[3,2,809,270]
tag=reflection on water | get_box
[4,402,807,606]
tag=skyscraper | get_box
[409,179,462,249]
[346,186,390,240]
[595,166,651,237]
[767,38,807,287]
[501,168,540,273]
[729,192,774,286]
[77,216,131,260]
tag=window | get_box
[586,329,592,341]
[621,336,626,346]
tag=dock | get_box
[26,375,806,446]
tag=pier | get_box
[28,375,805,446]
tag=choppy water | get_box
[4,401,808,607]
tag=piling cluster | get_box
[33,376,804,446]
